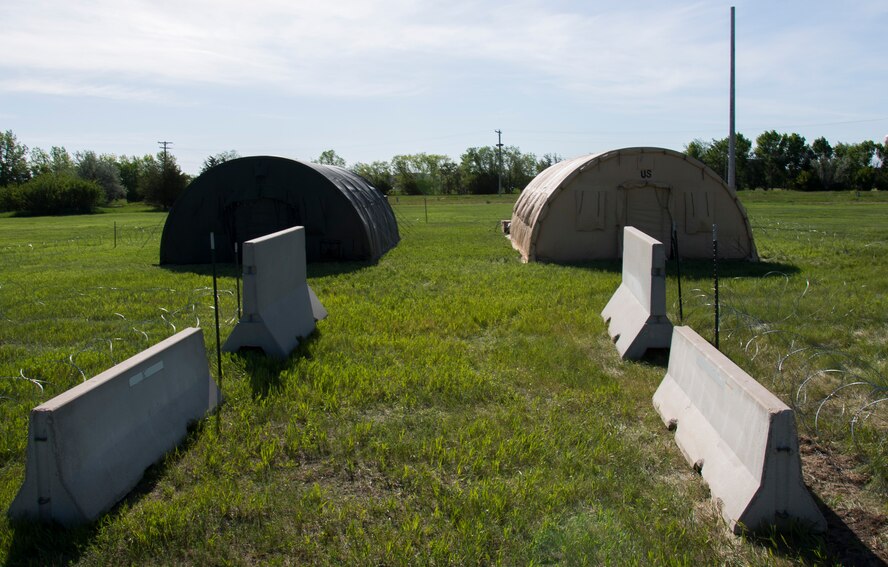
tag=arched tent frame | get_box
[511,147,758,263]
[160,156,399,265]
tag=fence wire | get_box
[677,221,886,483]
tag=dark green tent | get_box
[160,156,399,264]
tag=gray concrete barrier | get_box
[223,226,326,359]
[600,226,672,359]
[653,326,826,534]
[8,328,220,525]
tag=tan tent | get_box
[511,147,757,262]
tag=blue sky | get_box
[1,0,885,175]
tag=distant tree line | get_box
[0,130,192,214]
[4,126,886,216]
[685,131,888,191]
[316,147,564,196]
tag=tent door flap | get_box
[684,192,713,234]
[575,189,607,231]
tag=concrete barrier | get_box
[653,326,826,534]
[600,226,672,359]
[224,226,326,359]
[8,328,220,525]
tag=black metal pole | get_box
[234,242,241,320]
[672,223,684,322]
[211,232,223,395]
[713,224,720,350]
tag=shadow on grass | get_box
[4,417,209,566]
[635,348,671,370]
[671,258,801,279]
[744,491,884,566]
[158,259,377,279]
[228,330,321,399]
[548,258,801,279]
[5,517,95,566]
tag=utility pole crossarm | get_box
[158,141,173,166]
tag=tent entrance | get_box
[224,197,301,251]
[622,184,672,245]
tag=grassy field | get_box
[0,192,885,565]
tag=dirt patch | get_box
[799,435,887,566]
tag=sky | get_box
[1,0,886,176]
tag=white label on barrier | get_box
[129,361,165,387]
[128,372,144,387]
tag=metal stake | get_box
[713,224,720,350]
[672,223,684,322]
[234,242,241,319]
[210,232,223,395]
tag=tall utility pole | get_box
[157,140,173,203]
[495,129,504,194]
[727,7,736,191]
[158,140,173,167]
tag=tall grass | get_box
[0,194,883,565]
[673,191,888,493]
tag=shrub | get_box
[0,184,25,212]
[16,174,104,215]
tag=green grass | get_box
[0,193,884,565]
[676,191,887,494]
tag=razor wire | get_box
[0,219,167,256]
[678,221,887,471]
[0,283,240,405]
[388,198,422,238]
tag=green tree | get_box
[459,146,499,194]
[782,133,811,189]
[200,150,240,174]
[536,153,564,174]
[28,147,50,177]
[833,141,878,190]
[30,146,76,178]
[390,153,455,195]
[810,137,836,190]
[685,134,754,189]
[753,130,786,188]
[352,161,394,194]
[117,154,155,202]
[460,145,539,194]
[501,146,537,193]
[141,153,189,209]
[0,130,31,187]
[752,131,812,189]
[439,161,462,195]
[390,155,420,195]
[315,149,346,168]
[76,151,126,203]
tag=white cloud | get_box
[0,0,732,102]
[2,0,885,166]
[0,76,165,102]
